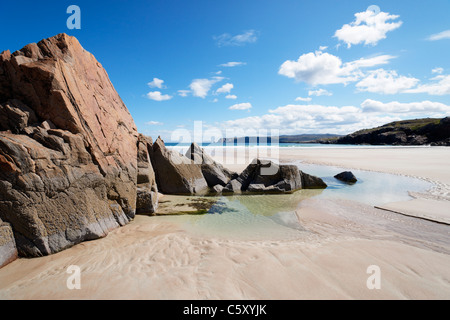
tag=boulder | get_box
[301,171,329,189]
[212,184,224,194]
[136,134,158,215]
[0,34,138,260]
[223,179,243,194]
[224,159,327,194]
[334,171,358,184]
[150,138,209,195]
[185,142,236,187]
[0,218,17,268]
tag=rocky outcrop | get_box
[319,117,450,146]
[0,34,138,260]
[223,159,327,194]
[136,134,158,215]
[150,138,209,195]
[185,142,236,187]
[334,171,358,184]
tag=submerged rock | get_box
[0,34,138,260]
[334,171,358,184]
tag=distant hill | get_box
[318,117,450,146]
[217,134,342,144]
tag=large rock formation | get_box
[0,34,138,260]
[150,138,209,195]
[185,142,237,188]
[223,159,327,194]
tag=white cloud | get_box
[178,90,190,97]
[189,77,223,98]
[219,62,247,67]
[212,98,219,103]
[356,69,419,94]
[432,68,444,74]
[216,70,223,75]
[145,121,164,126]
[221,103,398,135]
[214,30,258,47]
[220,99,450,136]
[319,46,328,51]
[216,83,234,94]
[148,78,165,89]
[361,99,450,115]
[279,51,395,85]
[146,91,173,101]
[295,97,312,102]
[229,102,252,110]
[427,30,450,41]
[334,9,402,47]
[226,94,238,100]
[309,89,333,97]
[404,75,450,96]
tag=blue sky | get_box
[1,0,450,141]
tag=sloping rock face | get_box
[136,134,158,215]
[185,142,237,187]
[223,159,327,194]
[150,138,209,195]
[0,34,138,259]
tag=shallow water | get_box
[293,161,433,206]
[156,163,434,240]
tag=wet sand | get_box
[0,146,449,300]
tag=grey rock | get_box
[301,171,328,189]
[136,134,158,214]
[229,159,327,193]
[212,184,224,194]
[186,142,236,187]
[150,138,209,195]
[334,171,358,184]
[223,179,243,194]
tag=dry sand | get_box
[0,146,449,300]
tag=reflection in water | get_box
[156,189,323,240]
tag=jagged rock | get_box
[224,159,327,194]
[223,179,243,194]
[0,99,38,133]
[185,142,236,187]
[136,134,158,215]
[150,138,208,195]
[0,34,138,261]
[334,171,358,184]
[0,218,17,268]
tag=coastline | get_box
[0,146,449,300]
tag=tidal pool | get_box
[154,162,434,240]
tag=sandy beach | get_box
[0,146,449,300]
